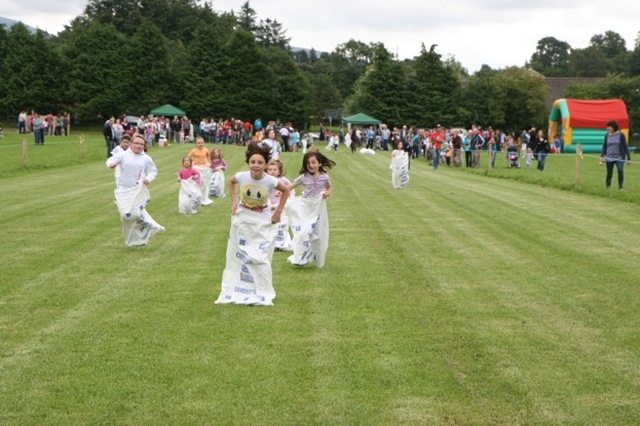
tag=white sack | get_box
[209,170,225,197]
[391,153,410,189]
[178,178,202,214]
[115,184,164,246]
[274,209,293,251]
[285,194,329,267]
[359,148,375,155]
[194,164,213,205]
[215,208,277,306]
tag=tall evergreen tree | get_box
[65,21,130,119]
[345,45,409,128]
[264,47,313,126]
[237,1,258,33]
[220,29,273,120]
[128,20,173,113]
[255,18,290,48]
[408,43,461,127]
[2,24,63,115]
[182,22,228,120]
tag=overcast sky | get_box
[3,0,639,72]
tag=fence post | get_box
[80,133,85,159]
[575,143,581,186]
[22,138,27,166]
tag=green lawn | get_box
[1,131,639,425]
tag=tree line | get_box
[0,0,639,137]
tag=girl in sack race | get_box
[177,156,202,214]
[106,134,164,246]
[215,143,290,306]
[208,147,228,197]
[285,149,336,267]
[267,159,294,251]
[188,136,213,205]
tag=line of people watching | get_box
[345,123,554,169]
[17,110,71,145]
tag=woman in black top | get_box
[600,120,631,190]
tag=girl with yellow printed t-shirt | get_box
[215,143,290,306]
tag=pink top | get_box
[269,176,293,207]
[210,157,227,171]
[178,167,201,185]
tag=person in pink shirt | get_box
[177,156,202,214]
[178,156,201,184]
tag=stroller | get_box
[506,145,520,168]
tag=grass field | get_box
[1,131,639,425]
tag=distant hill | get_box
[0,16,40,34]
[290,46,329,56]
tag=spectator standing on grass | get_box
[470,126,484,168]
[291,128,300,151]
[63,113,70,136]
[18,110,27,134]
[528,127,538,154]
[32,113,44,145]
[279,123,291,151]
[451,129,463,167]
[535,129,551,171]
[520,129,529,152]
[599,120,631,190]
[430,125,445,169]
[489,131,498,168]
[463,131,471,167]
[45,113,54,136]
[171,116,182,144]
[380,124,390,151]
[104,117,118,157]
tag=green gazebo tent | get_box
[342,113,382,125]
[150,104,187,117]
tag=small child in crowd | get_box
[525,147,534,168]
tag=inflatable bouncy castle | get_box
[548,99,629,153]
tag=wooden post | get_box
[80,133,85,159]
[22,138,27,166]
[575,143,581,186]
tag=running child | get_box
[189,136,213,205]
[177,156,202,214]
[209,147,228,197]
[110,134,132,185]
[214,144,290,306]
[285,150,336,267]
[268,159,294,251]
